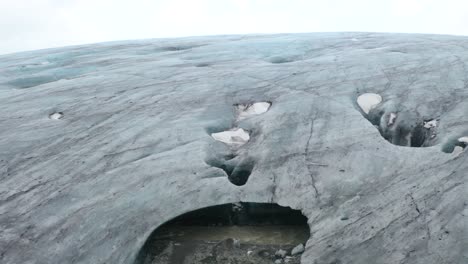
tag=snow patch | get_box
[388,113,397,126]
[49,112,64,120]
[424,120,437,129]
[211,128,250,146]
[458,136,468,144]
[236,102,271,120]
[357,93,382,114]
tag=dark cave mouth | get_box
[136,202,310,264]
[365,110,435,148]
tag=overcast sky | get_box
[1,0,468,55]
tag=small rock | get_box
[275,259,283,264]
[291,244,304,255]
[275,249,287,258]
[223,238,240,249]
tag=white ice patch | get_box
[211,128,250,146]
[236,102,271,120]
[357,93,382,114]
[424,120,437,129]
[388,113,397,126]
[453,146,464,155]
[405,133,412,147]
[49,112,63,120]
[458,136,468,144]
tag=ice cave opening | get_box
[135,202,310,264]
